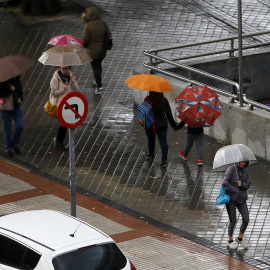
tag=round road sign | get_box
[57,92,88,129]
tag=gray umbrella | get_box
[38,45,91,66]
[0,55,35,82]
[213,144,257,172]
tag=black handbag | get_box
[103,22,113,50]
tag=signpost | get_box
[57,92,88,217]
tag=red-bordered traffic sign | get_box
[57,92,88,129]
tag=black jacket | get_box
[0,77,23,108]
[9,76,23,108]
[144,96,176,129]
[222,164,250,203]
[0,81,11,98]
[175,121,204,134]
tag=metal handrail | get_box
[144,51,239,93]
[148,29,270,54]
[143,29,270,112]
[143,52,270,112]
[150,41,270,65]
[143,63,236,98]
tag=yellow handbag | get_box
[44,100,57,117]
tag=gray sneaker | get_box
[235,238,248,249]
[227,241,238,250]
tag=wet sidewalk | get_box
[0,0,270,268]
[0,159,260,269]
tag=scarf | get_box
[58,70,70,85]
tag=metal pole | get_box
[69,128,76,217]
[238,0,244,106]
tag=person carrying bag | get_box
[81,7,112,95]
[222,162,251,250]
[49,66,79,150]
[0,76,24,156]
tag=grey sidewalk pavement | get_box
[1,0,270,268]
[0,159,260,270]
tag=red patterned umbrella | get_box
[176,85,221,127]
[48,34,84,46]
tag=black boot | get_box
[161,157,168,168]
[59,143,68,151]
[54,140,68,151]
[54,140,60,149]
[146,151,154,159]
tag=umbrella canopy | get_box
[48,34,84,46]
[125,74,172,92]
[176,85,221,127]
[213,144,257,172]
[38,45,91,66]
[0,55,35,82]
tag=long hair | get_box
[148,91,166,117]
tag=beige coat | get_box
[50,70,79,106]
[82,7,111,59]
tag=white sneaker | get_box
[94,88,101,95]
[235,238,248,249]
[227,241,238,250]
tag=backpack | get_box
[103,22,113,50]
[137,101,154,129]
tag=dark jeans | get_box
[226,200,249,237]
[184,132,204,160]
[145,126,168,159]
[56,125,67,144]
[1,106,23,151]
[91,57,104,88]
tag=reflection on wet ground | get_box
[1,0,270,263]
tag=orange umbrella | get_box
[125,74,172,92]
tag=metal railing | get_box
[143,30,270,112]
[147,29,270,63]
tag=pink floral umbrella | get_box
[48,34,84,46]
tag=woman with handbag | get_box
[222,161,250,250]
[0,76,24,157]
[50,66,79,150]
[82,7,112,95]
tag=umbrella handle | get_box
[234,164,240,182]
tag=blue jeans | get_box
[1,106,24,151]
[145,126,168,158]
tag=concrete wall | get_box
[205,94,270,161]
[133,73,270,161]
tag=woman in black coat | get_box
[144,91,176,167]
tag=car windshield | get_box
[52,243,127,270]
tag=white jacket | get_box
[49,70,79,106]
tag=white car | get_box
[0,210,136,270]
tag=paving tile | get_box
[0,194,131,235]
[0,173,35,196]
